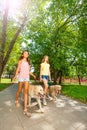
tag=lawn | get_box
[1,78,12,83]
[0,78,12,91]
[62,85,87,104]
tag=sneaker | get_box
[49,96,53,101]
[46,95,53,101]
[43,98,47,106]
[35,108,44,113]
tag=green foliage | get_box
[0,0,87,81]
[21,0,86,80]
[0,0,37,77]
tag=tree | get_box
[1,0,86,84]
[0,0,36,79]
[22,0,87,83]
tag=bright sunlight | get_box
[0,0,21,15]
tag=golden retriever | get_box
[48,85,62,101]
[28,84,44,113]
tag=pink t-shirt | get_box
[19,61,30,78]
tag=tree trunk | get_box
[77,75,81,85]
[0,51,3,78]
[0,1,9,80]
[53,69,58,84]
[0,18,26,78]
[0,52,3,81]
[59,70,62,85]
[0,2,27,78]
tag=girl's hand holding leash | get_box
[12,75,18,83]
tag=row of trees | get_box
[0,0,87,84]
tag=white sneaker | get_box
[43,102,47,106]
[46,95,53,101]
[43,98,47,106]
[49,96,53,101]
[35,108,44,113]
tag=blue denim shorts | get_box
[18,77,29,82]
[41,75,49,81]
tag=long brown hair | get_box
[41,55,49,63]
[19,50,30,65]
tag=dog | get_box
[48,85,62,101]
[28,84,44,113]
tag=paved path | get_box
[0,84,87,130]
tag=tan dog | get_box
[48,85,62,101]
[28,84,44,113]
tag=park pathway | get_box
[0,83,87,130]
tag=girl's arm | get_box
[49,65,51,81]
[40,65,42,81]
[13,60,21,80]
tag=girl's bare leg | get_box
[24,81,29,110]
[42,79,48,105]
[15,82,23,107]
[23,82,31,117]
[43,79,53,101]
[42,79,48,94]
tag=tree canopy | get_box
[0,0,87,83]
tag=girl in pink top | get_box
[13,50,35,117]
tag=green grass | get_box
[0,78,12,91]
[0,83,11,91]
[62,85,87,104]
[1,78,12,83]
